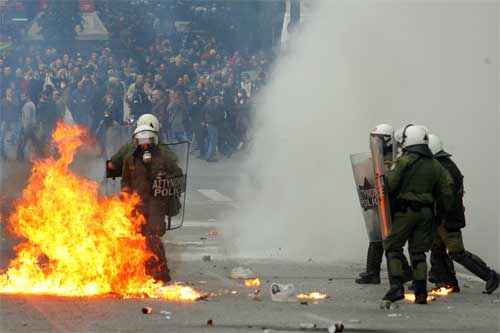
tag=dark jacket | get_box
[435,153,466,230]
[121,144,183,234]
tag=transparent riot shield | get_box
[350,152,383,242]
[161,141,189,230]
[102,124,134,195]
[369,134,393,239]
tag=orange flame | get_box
[430,287,454,296]
[297,292,329,300]
[0,122,200,301]
[244,278,261,287]
[404,293,436,302]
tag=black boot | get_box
[451,251,498,294]
[356,242,383,284]
[486,271,500,294]
[430,246,456,285]
[413,280,428,304]
[382,282,405,302]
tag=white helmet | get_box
[371,123,393,136]
[133,124,159,146]
[137,114,160,132]
[428,133,443,155]
[395,124,430,145]
[402,125,428,148]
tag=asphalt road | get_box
[0,151,499,332]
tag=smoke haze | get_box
[226,0,499,269]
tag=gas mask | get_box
[142,149,152,164]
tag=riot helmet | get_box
[137,113,160,133]
[401,125,428,148]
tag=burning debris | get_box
[296,292,329,300]
[430,287,454,296]
[0,123,201,301]
[244,278,261,287]
[403,286,454,303]
[404,293,436,303]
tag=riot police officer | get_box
[382,126,454,304]
[121,125,184,284]
[106,114,176,177]
[356,124,411,285]
[428,134,499,294]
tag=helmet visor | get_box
[134,130,156,145]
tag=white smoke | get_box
[225,0,499,269]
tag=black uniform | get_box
[429,151,499,294]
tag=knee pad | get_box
[411,252,426,268]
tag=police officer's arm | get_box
[384,155,412,193]
[121,156,132,193]
[109,142,132,171]
[436,166,456,214]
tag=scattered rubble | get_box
[202,255,211,262]
[141,307,152,314]
[270,283,296,302]
[229,267,256,279]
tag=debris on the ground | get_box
[380,300,399,310]
[229,267,256,279]
[206,319,213,326]
[202,255,211,262]
[198,281,208,284]
[296,292,329,300]
[249,289,262,301]
[160,310,172,320]
[142,307,152,314]
[462,283,472,288]
[328,321,344,332]
[244,278,261,287]
[447,306,455,310]
[200,237,207,241]
[208,230,219,236]
[328,278,333,281]
[300,301,309,305]
[348,319,361,324]
[492,299,500,304]
[299,323,317,329]
[387,313,402,318]
[270,283,296,302]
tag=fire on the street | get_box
[244,278,261,287]
[296,292,329,300]
[404,286,454,302]
[404,293,436,302]
[0,122,201,301]
[430,287,454,296]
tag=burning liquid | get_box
[404,293,436,302]
[244,278,261,287]
[430,287,454,296]
[297,292,329,300]
[0,122,200,301]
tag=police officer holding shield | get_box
[121,125,184,284]
[427,134,499,294]
[382,126,455,304]
[356,124,412,285]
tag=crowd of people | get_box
[0,1,273,162]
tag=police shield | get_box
[350,152,383,242]
[369,133,393,239]
[159,141,189,230]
